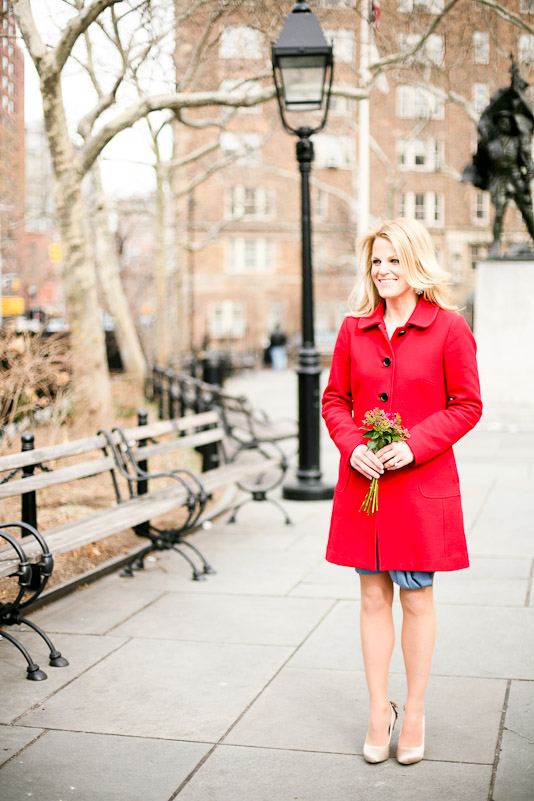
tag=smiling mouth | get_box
[379,278,397,284]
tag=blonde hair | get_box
[347,218,457,316]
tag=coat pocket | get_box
[335,459,352,493]
[417,450,460,499]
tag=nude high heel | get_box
[363,701,398,763]
[396,715,425,765]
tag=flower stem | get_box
[360,477,379,516]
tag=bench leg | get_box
[120,545,154,578]
[18,617,69,668]
[228,494,293,526]
[170,544,208,581]
[174,538,216,577]
[0,629,48,681]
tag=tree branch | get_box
[76,84,276,175]
[476,0,534,34]
[12,0,47,67]
[167,139,221,171]
[55,0,124,73]
[370,0,461,76]
[394,76,479,124]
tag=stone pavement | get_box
[1,368,533,801]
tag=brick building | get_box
[0,0,25,318]
[172,0,534,356]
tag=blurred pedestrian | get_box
[269,324,287,370]
[322,218,482,765]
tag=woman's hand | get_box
[376,441,415,471]
[350,444,384,480]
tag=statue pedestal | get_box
[474,259,534,429]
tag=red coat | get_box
[322,298,482,572]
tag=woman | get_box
[322,218,482,765]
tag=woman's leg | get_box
[398,585,436,747]
[359,572,395,744]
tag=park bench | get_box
[0,407,291,681]
[148,368,298,451]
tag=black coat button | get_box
[398,330,406,336]
[379,392,389,402]
[383,357,391,366]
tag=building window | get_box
[320,0,355,7]
[226,238,275,274]
[400,191,444,226]
[414,193,426,220]
[207,300,246,338]
[473,32,489,64]
[519,34,534,63]
[472,190,490,225]
[220,132,262,165]
[324,29,355,63]
[451,253,462,284]
[469,244,487,268]
[313,241,329,274]
[313,134,355,169]
[219,26,263,60]
[398,138,443,171]
[398,0,444,9]
[226,186,274,219]
[329,84,356,116]
[313,188,328,221]
[473,82,489,113]
[219,79,262,114]
[397,33,444,66]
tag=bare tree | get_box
[13,0,274,426]
[15,0,521,426]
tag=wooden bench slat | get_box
[0,412,220,475]
[121,410,219,441]
[0,435,106,472]
[224,410,297,441]
[132,427,223,461]
[0,455,117,499]
[0,454,280,577]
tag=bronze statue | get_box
[462,59,534,257]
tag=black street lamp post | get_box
[272,2,334,501]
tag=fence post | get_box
[21,432,38,530]
[199,353,223,471]
[166,370,175,420]
[157,367,165,420]
[137,410,149,496]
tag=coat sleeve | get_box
[322,318,366,465]
[408,314,483,465]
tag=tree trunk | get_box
[41,70,113,428]
[154,166,170,366]
[173,189,189,357]
[89,163,147,387]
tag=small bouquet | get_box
[359,408,410,515]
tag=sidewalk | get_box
[1,368,533,801]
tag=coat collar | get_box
[357,297,440,330]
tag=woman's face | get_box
[370,237,417,304]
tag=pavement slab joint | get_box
[1,369,533,800]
